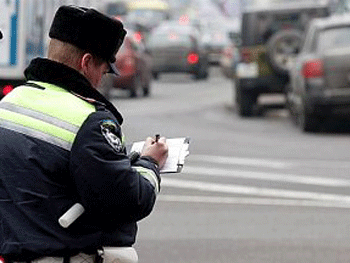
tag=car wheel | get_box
[129,75,142,98]
[298,98,320,132]
[285,84,298,126]
[143,83,150,97]
[199,69,209,80]
[194,72,203,80]
[266,29,303,76]
[152,72,159,80]
[236,80,256,117]
[194,64,209,80]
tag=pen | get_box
[155,134,160,143]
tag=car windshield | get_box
[318,26,350,52]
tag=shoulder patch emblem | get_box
[100,120,123,152]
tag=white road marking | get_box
[182,166,350,187]
[162,178,350,203]
[189,155,291,169]
[190,154,350,169]
[158,195,350,209]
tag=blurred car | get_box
[146,21,209,80]
[126,0,170,32]
[202,28,232,65]
[287,14,350,132]
[99,30,153,99]
[233,1,332,117]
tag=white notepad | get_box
[130,137,190,173]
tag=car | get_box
[99,29,153,99]
[201,26,233,65]
[146,21,209,80]
[233,0,332,117]
[334,0,350,14]
[126,0,170,32]
[287,14,350,132]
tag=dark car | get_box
[146,21,209,80]
[99,30,153,99]
[233,1,332,117]
[287,14,350,132]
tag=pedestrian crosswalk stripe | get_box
[190,154,350,169]
[183,166,350,187]
[162,178,350,203]
[190,155,291,169]
[158,195,350,209]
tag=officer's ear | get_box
[80,53,94,76]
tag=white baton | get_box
[58,203,85,228]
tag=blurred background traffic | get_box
[99,0,242,98]
[3,0,350,131]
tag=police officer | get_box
[0,5,168,263]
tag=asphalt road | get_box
[109,67,350,263]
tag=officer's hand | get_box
[141,136,168,168]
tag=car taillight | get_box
[2,85,14,96]
[0,256,5,263]
[302,59,324,78]
[133,31,143,43]
[187,53,199,64]
[241,47,252,63]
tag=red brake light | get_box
[179,15,190,25]
[0,256,5,263]
[302,59,324,78]
[187,53,199,64]
[3,85,14,96]
[133,32,143,43]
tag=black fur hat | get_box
[49,5,126,64]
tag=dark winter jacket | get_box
[0,58,159,261]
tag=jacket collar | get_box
[24,58,123,124]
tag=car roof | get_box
[309,14,350,29]
[243,0,331,13]
[152,21,200,36]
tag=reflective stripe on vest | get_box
[132,166,160,194]
[0,81,96,151]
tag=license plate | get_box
[236,62,258,78]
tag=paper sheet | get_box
[130,137,190,173]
